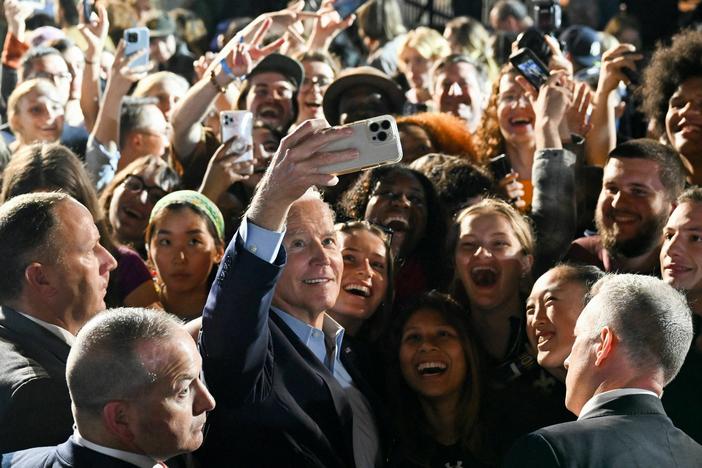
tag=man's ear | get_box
[24,262,56,297]
[102,401,136,443]
[594,326,616,367]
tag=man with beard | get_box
[565,138,685,275]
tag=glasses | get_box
[122,174,167,204]
[301,75,333,89]
[31,71,72,84]
[251,85,295,100]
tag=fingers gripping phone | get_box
[220,110,253,164]
[510,48,550,90]
[123,27,149,68]
[319,115,403,175]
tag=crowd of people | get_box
[0,0,701,466]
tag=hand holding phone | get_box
[319,115,403,175]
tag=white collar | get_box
[16,311,75,346]
[578,388,659,420]
[73,429,162,468]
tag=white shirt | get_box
[17,311,75,346]
[73,429,161,468]
[578,388,660,420]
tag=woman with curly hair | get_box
[339,165,448,307]
[397,112,479,164]
[476,65,537,208]
[642,29,702,185]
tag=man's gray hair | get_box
[67,308,184,417]
[587,274,693,385]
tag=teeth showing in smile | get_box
[470,266,498,287]
[417,362,447,375]
[345,284,370,297]
[510,118,531,125]
[383,216,409,230]
[303,278,328,285]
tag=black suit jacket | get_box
[1,437,139,467]
[503,394,702,467]
[0,307,73,452]
[195,237,382,467]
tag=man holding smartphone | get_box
[196,119,384,467]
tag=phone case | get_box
[220,111,253,163]
[319,115,403,175]
[123,27,149,68]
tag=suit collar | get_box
[56,437,146,467]
[0,306,71,362]
[581,393,667,420]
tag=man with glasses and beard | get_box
[566,138,686,275]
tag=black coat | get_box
[0,307,73,452]
[503,394,702,467]
[195,236,384,467]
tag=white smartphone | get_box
[319,115,403,175]
[123,27,149,68]
[220,110,253,165]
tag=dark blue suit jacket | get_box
[503,394,702,467]
[1,437,136,467]
[195,236,382,467]
[0,307,73,452]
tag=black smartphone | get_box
[517,27,552,65]
[488,154,513,181]
[510,48,550,90]
[82,0,93,22]
[333,0,367,19]
[619,51,641,87]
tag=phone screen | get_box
[333,0,367,19]
[510,48,549,89]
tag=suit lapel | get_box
[0,307,71,364]
[270,312,356,462]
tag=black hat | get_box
[560,25,602,69]
[248,53,304,88]
[145,15,176,38]
[322,66,405,126]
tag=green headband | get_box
[149,190,225,240]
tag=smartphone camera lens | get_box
[127,32,138,42]
[369,122,379,132]
[377,131,387,141]
[381,120,390,130]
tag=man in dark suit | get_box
[0,193,117,452]
[195,118,383,467]
[2,307,216,467]
[504,274,702,467]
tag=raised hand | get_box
[4,0,34,42]
[309,0,356,50]
[77,0,110,60]
[200,137,254,201]
[224,18,286,78]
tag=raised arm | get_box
[77,0,110,133]
[517,70,578,276]
[199,118,356,399]
[171,19,284,164]
[585,43,642,167]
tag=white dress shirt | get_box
[16,311,75,346]
[578,388,660,420]
[73,429,162,468]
